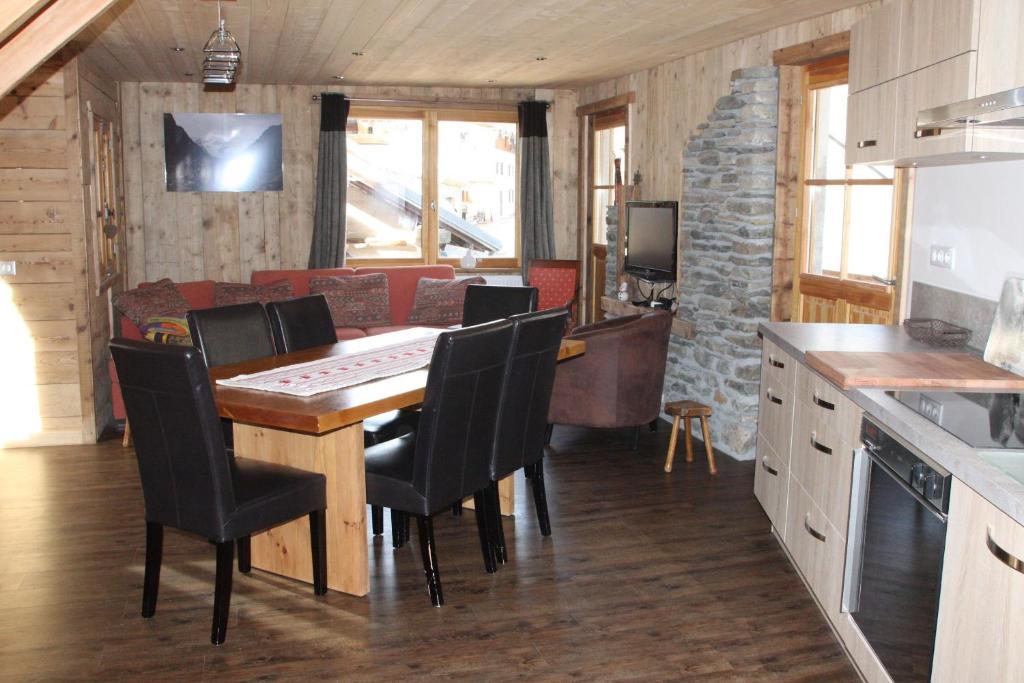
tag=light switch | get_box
[929,245,955,270]
[0,261,15,276]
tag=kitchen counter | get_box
[760,322,1024,527]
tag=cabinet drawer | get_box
[796,365,862,441]
[898,0,977,76]
[758,366,794,461]
[791,402,856,535]
[754,435,789,534]
[761,338,795,391]
[784,480,847,613]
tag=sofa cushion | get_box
[139,316,192,346]
[355,265,455,325]
[251,268,356,296]
[113,278,190,328]
[310,273,391,328]
[214,279,294,307]
[406,276,486,326]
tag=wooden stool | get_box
[663,400,717,475]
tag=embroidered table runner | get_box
[216,328,442,397]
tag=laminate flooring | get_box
[0,424,858,681]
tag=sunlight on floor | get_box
[0,281,41,446]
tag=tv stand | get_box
[600,297,695,339]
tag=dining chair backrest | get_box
[412,320,514,511]
[461,284,538,327]
[110,338,235,539]
[266,294,337,353]
[491,308,569,480]
[187,302,276,368]
[527,259,580,320]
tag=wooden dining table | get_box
[209,327,586,597]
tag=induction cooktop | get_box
[887,390,1024,450]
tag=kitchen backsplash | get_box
[909,281,997,352]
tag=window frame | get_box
[344,105,520,270]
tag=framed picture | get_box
[163,112,283,192]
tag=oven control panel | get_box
[861,416,952,514]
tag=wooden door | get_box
[88,107,126,293]
[792,57,906,325]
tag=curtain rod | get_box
[310,95,548,109]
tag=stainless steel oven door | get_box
[843,447,948,682]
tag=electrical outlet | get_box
[0,261,15,276]
[919,395,944,424]
[929,245,955,269]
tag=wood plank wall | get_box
[120,83,579,287]
[576,3,881,211]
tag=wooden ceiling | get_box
[77,0,872,88]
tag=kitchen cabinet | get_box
[932,479,1024,682]
[897,0,977,76]
[755,339,797,534]
[753,435,789,534]
[845,81,898,165]
[893,53,975,161]
[848,0,901,93]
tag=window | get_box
[346,107,518,268]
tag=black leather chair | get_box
[363,320,514,606]
[266,294,336,353]
[461,284,538,327]
[110,339,327,645]
[186,302,277,449]
[484,308,569,564]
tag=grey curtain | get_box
[308,93,350,268]
[519,100,555,280]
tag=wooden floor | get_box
[0,424,858,682]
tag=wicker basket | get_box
[903,318,970,348]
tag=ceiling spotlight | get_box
[332,75,345,80]
[202,0,241,85]
[172,47,185,52]
[535,56,547,61]
[352,50,365,56]
[487,79,497,83]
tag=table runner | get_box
[216,328,443,397]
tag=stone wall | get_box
[663,66,779,461]
[605,205,619,299]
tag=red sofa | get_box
[111,264,455,420]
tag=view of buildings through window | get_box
[345,113,516,263]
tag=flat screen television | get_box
[623,200,678,282]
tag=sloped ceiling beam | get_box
[0,0,119,96]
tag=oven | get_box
[842,416,951,682]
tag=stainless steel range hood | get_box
[918,85,1024,132]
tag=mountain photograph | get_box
[164,113,283,192]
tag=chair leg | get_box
[530,459,552,537]
[237,536,251,574]
[211,541,234,646]
[309,509,328,596]
[700,416,718,475]
[664,416,681,473]
[451,499,463,517]
[415,515,444,607]
[371,505,384,536]
[472,490,497,573]
[141,522,163,618]
[631,425,640,450]
[649,418,659,432]
[544,423,554,445]
[122,419,133,448]
[684,417,694,463]
[486,480,507,564]
[391,510,407,549]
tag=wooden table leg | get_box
[462,474,515,516]
[234,422,369,597]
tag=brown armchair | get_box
[548,311,673,432]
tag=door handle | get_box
[915,127,942,139]
[761,457,778,477]
[987,527,1024,575]
[812,393,835,411]
[765,390,783,405]
[804,514,826,542]
[768,354,785,369]
[856,139,877,148]
[871,275,897,287]
[810,432,833,455]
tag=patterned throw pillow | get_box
[213,279,294,307]
[406,276,487,325]
[112,278,189,328]
[140,316,192,346]
[309,273,391,328]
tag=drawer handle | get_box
[810,432,833,455]
[804,514,826,543]
[915,127,942,139]
[856,139,877,148]
[761,457,778,477]
[812,393,835,411]
[768,354,785,369]
[987,527,1024,575]
[765,390,783,405]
